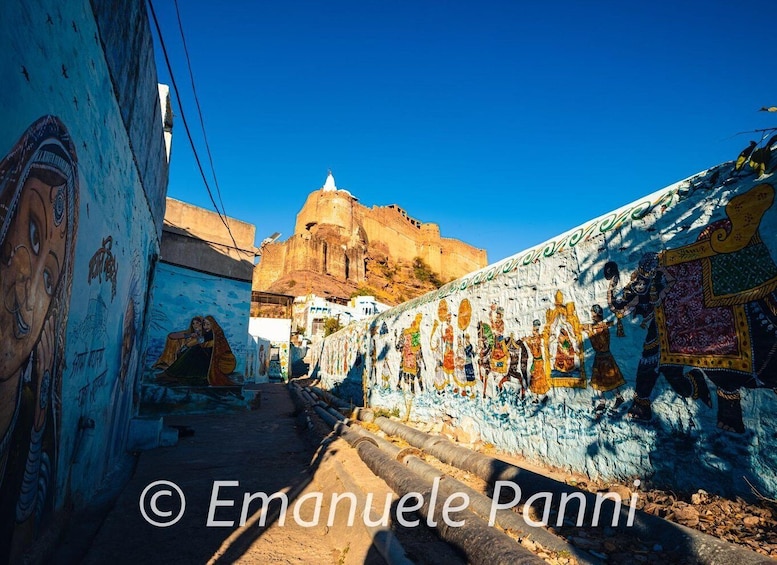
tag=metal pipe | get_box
[373,417,769,565]
[398,453,594,562]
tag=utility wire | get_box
[172,0,231,232]
[147,0,239,250]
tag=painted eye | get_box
[29,217,40,255]
[43,268,53,295]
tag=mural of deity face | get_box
[0,116,78,563]
[0,170,68,377]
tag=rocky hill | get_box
[266,254,445,306]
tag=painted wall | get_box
[312,164,777,500]
[249,318,291,381]
[0,0,167,560]
[143,262,250,389]
[245,335,272,383]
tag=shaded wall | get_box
[312,165,777,500]
[0,0,167,560]
[249,318,291,381]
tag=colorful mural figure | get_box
[258,344,267,376]
[395,313,425,393]
[543,291,586,388]
[476,321,494,397]
[500,333,530,399]
[153,316,204,370]
[155,315,238,386]
[582,304,625,414]
[380,358,392,389]
[0,116,79,561]
[452,299,477,397]
[608,183,777,433]
[488,304,510,377]
[525,319,550,402]
[430,300,455,391]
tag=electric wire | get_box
[172,0,231,233]
[147,0,239,250]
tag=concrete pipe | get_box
[308,386,351,410]
[336,421,592,562]
[373,417,770,565]
[354,439,545,565]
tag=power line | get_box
[147,0,239,250]
[172,0,231,232]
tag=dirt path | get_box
[71,384,462,565]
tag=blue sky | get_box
[150,0,777,264]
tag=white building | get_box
[293,294,391,342]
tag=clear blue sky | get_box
[150,0,777,264]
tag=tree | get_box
[323,317,343,336]
[412,257,443,288]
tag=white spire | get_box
[322,170,337,192]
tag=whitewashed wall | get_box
[311,165,777,499]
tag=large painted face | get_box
[191,318,203,334]
[0,173,68,376]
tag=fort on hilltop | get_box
[253,172,488,300]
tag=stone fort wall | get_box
[255,183,487,291]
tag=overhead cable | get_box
[147,0,239,250]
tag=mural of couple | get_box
[152,315,239,387]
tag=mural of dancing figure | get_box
[582,305,625,414]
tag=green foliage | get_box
[412,257,443,288]
[350,287,371,298]
[378,261,397,280]
[372,407,401,419]
[323,317,343,336]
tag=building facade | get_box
[0,1,169,560]
[142,198,257,408]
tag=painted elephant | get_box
[606,183,777,433]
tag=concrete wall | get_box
[161,197,257,281]
[311,164,777,500]
[0,0,167,560]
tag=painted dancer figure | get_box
[582,305,625,414]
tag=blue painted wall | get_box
[313,165,777,500]
[0,0,166,560]
[143,262,251,386]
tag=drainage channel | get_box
[293,382,772,565]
